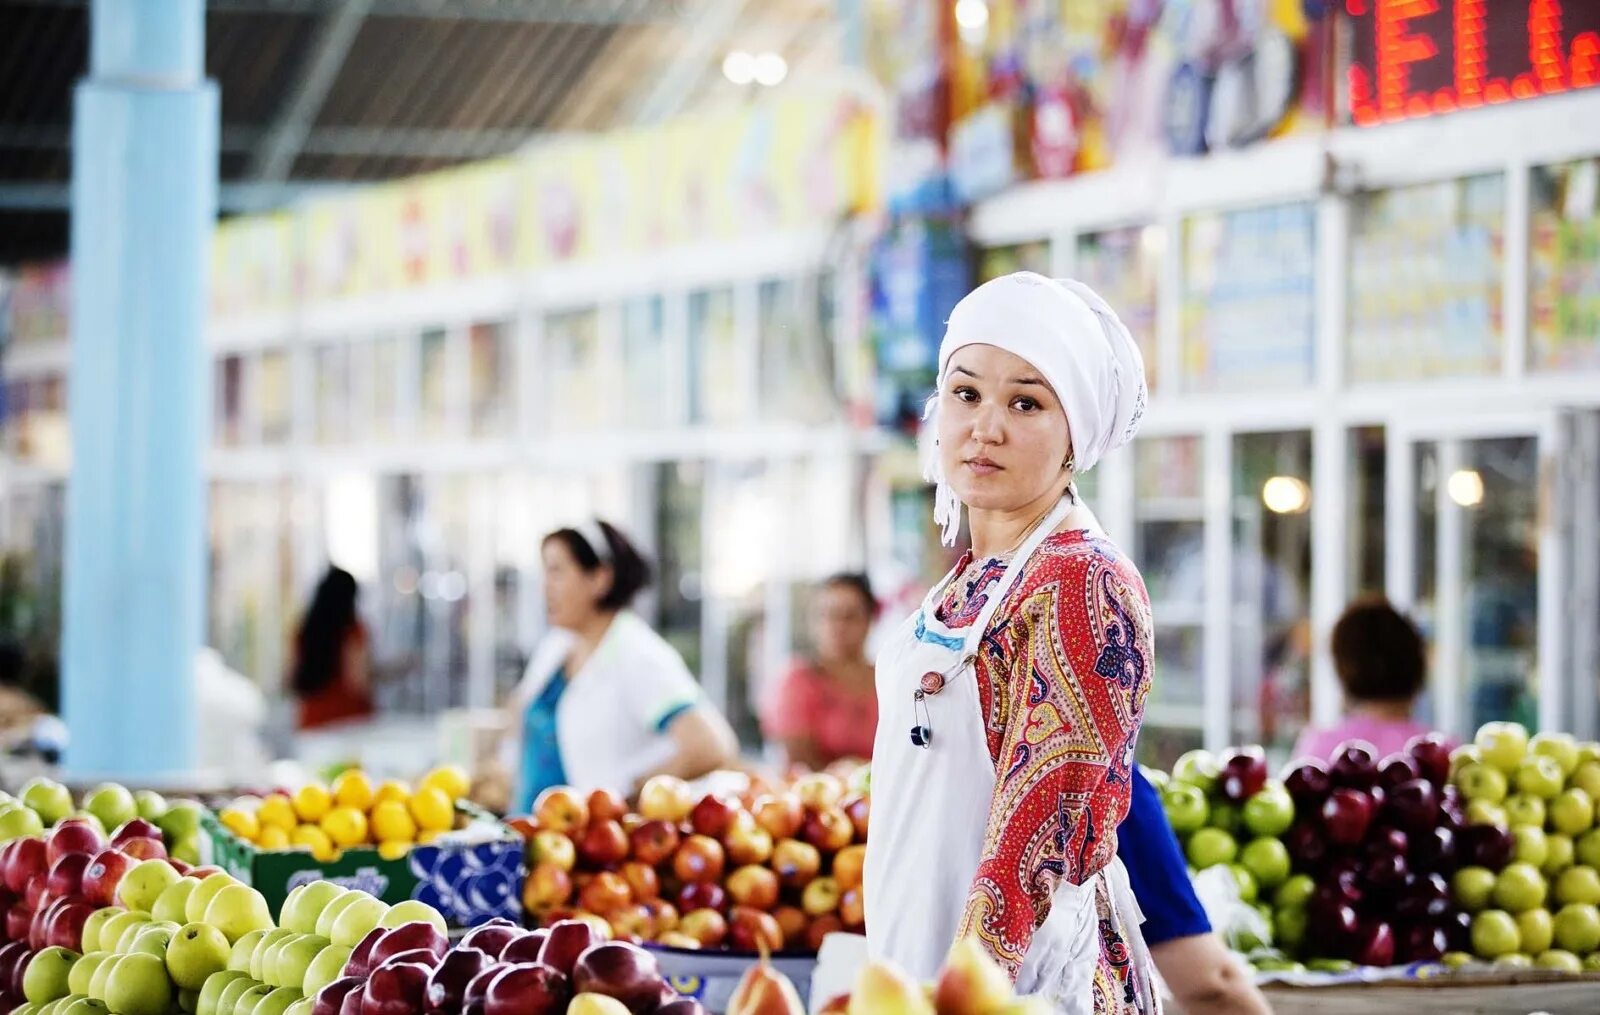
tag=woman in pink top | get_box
[1292,597,1449,761]
[762,573,880,769]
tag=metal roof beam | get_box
[250,0,374,182]
[0,124,538,160]
[10,0,693,25]
[631,0,749,124]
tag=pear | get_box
[726,947,805,1015]
[846,961,933,1015]
[934,938,1014,1015]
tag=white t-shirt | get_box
[507,611,702,796]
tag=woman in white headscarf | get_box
[864,273,1159,1013]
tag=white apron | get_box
[863,495,1159,1013]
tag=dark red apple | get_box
[1385,778,1440,835]
[576,821,629,868]
[169,860,192,876]
[1218,746,1269,802]
[121,838,168,862]
[371,923,448,967]
[46,900,94,952]
[424,946,493,1014]
[1363,848,1408,890]
[537,920,603,977]
[1405,732,1454,786]
[1365,827,1408,857]
[4,905,31,943]
[654,1001,706,1015]
[314,977,366,1015]
[1413,825,1458,871]
[1442,909,1472,952]
[1375,753,1420,791]
[570,943,664,1015]
[0,943,28,995]
[1351,921,1395,967]
[46,853,91,899]
[1328,740,1380,790]
[1458,825,1513,870]
[688,795,738,840]
[462,966,510,1015]
[362,961,432,1015]
[111,819,163,845]
[1306,897,1359,950]
[483,963,569,1015]
[627,821,680,868]
[3,839,46,896]
[378,949,444,971]
[344,927,388,979]
[46,821,105,866]
[339,985,364,1015]
[1398,922,1448,964]
[498,930,551,966]
[24,877,48,912]
[1283,822,1328,871]
[1322,863,1365,908]
[458,919,523,960]
[1320,788,1375,846]
[674,883,726,914]
[1394,873,1452,923]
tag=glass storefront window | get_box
[1348,426,1386,598]
[1530,158,1600,371]
[1076,225,1162,391]
[216,355,244,447]
[1181,203,1316,392]
[258,349,291,445]
[1231,431,1313,759]
[469,321,512,438]
[419,328,452,439]
[622,297,669,429]
[978,241,1050,282]
[544,309,603,434]
[1349,174,1506,381]
[655,461,705,679]
[315,343,350,445]
[372,335,399,441]
[690,288,745,426]
[759,278,836,425]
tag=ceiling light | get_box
[1262,476,1311,514]
[954,0,989,30]
[1447,468,1484,508]
[722,50,755,86]
[753,52,788,87]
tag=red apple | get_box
[339,987,364,1015]
[1307,897,1359,950]
[529,832,576,873]
[536,919,604,977]
[722,814,774,867]
[1398,922,1448,964]
[424,947,493,1015]
[751,794,803,841]
[570,942,664,1014]
[1320,788,1375,846]
[641,901,678,937]
[4,905,31,943]
[773,906,807,949]
[619,862,659,903]
[378,948,444,972]
[672,836,725,885]
[484,962,570,1015]
[1329,740,1380,790]
[533,788,589,835]
[689,795,738,840]
[1385,778,1440,835]
[655,1001,706,1015]
[676,909,727,948]
[674,882,726,915]
[2,839,46,896]
[793,774,845,810]
[1459,825,1513,869]
[608,904,653,940]
[726,907,783,955]
[1283,759,1333,811]
[498,928,551,966]
[771,839,821,889]
[587,789,628,826]
[1283,822,1329,871]
[1218,746,1269,802]
[24,877,48,912]
[523,864,573,912]
[46,821,105,866]
[458,919,524,960]
[505,816,539,841]
[168,859,192,876]
[31,895,65,950]
[1363,848,1409,891]
[1352,921,1395,967]
[804,914,844,952]
[461,966,509,1015]
[362,961,432,1015]
[344,927,388,979]
[111,819,164,845]
[627,821,680,868]
[726,866,780,911]
[1405,732,1454,786]
[46,899,94,952]
[840,795,870,843]
[578,871,632,915]
[1395,873,1452,923]
[189,865,225,880]
[1376,753,1420,791]
[0,943,28,999]
[833,845,866,891]
[46,853,91,899]
[372,922,449,968]
[1413,825,1458,871]
[637,777,693,824]
[800,808,853,854]
[838,887,864,931]
[577,821,629,868]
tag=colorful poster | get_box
[9,263,71,343]
[1530,158,1600,371]
[1077,224,1162,391]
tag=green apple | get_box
[1476,721,1531,773]
[1184,828,1239,871]
[24,948,81,1005]
[1441,951,1474,970]
[1471,909,1522,958]
[1504,794,1547,829]
[231,984,273,1015]
[1226,864,1259,904]
[67,954,108,998]
[88,955,123,1000]
[204,884,274,944]
[274,936,329,995]
[1273,906,1307,951]
[1450,745,1484,780]
[1456,763,1509,804]
[252,987,302,1015]
[186,875,241,925]
[1306,958,1355,974]
[1453,867,1499,913]
[41,998,83,1015]
[21,779,75,826]
[1466,800,1508,828]
[280,883,345,936]
[1141,766,1169,793]
[1241,784,1295,839]
[1171,750,1220,794]
[1550,788,1596,836]
[1553,903,1600,954]
[1493,863,1549,914]
[1512,826,1549,868]
[1516,908,1554,954]
[1161,784,1209,836]
[60,1000,108,1015]
[1570,761,1600,801]
[167,924,232,991]
[1543,835,1576,876]
[1530,732,1580,777]
[134,792,168,823]
[1534,948,1583,973]
[104,953,173,1015]
[0,805,46,842]
[328,895,389,949]
[119,859,183,913]
[171,834,203,867]
[11,1004,41,1015]
[1239,838,1291,891]
[1515,756,1566,800]
[80,910,124,954]
[1275,874,1316,910]
[153,879,202,926]
[312,892,363,940]
[284,999,313,1015]
[1587,954,1600,972]
[299,945,348,998]
[157,802,205,842]
[1207,803,1243,837]
[1493,953,1533,969]
[376,901,447,935]
[1578,829,1600,869]
[228,930,270,973]
[214,977,259,1015]
[179,989,201,1014]
[251,931,295,984]
[99,911,151,953]
[196,970,250,1015]
[128,925,177,959]
[1554,865,1600,906]
[83,784,139,836]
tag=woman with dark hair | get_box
[504,519,737,811]
[291,566,374,730]
[761,573,879,769]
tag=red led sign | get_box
[1347,0,1600,125]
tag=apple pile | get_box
[511,772,868,954]
[1,781,206,869]
[1445,722,1600,973]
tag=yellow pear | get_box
[989,999,1055,1014]
[847,960,934,1015]
[727,945,805,1015]
[933,938,1014,1015]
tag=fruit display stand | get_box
[201,809,524,930]
[1257,967,1600,1014]
[644,944,815,1012]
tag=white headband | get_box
[924,272,1147,546]
[571,519,612,563]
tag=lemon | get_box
[292,824,338,863]
[408,787,454,833]
[373,780,411,807]
[257,825,291,850]
[332,770,375,812]
[377,841,411,862]
[416,830,443,846]
[371,801,417,844]
[220,807,261,842]
[292,783,333,824]
[419,766,470,802]
[322,807,370,848]
[258,794,298,833]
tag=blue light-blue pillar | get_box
[64,0,216,780]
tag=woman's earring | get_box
[1064,454,1075,471]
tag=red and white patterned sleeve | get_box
[955,547,1153,978]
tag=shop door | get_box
[1386,412,1593,740]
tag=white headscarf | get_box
[923,271,1148,546]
